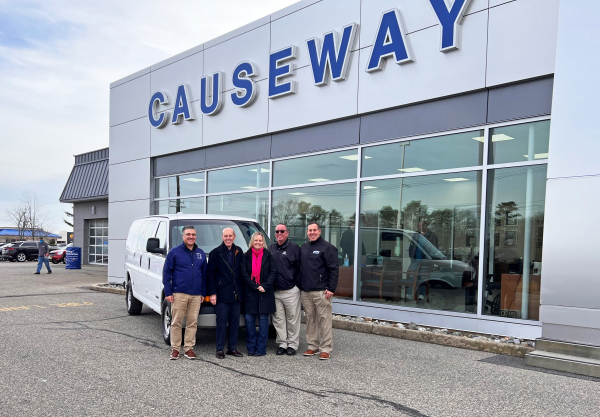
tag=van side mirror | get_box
[146,238,165,255]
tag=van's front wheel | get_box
[161,299,172,346]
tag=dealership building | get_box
[65,0,600,373]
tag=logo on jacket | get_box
[282,251,287,255]
[196,253,203,260]
[313,251,320,254]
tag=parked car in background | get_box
[50,243,73,264]
[1,241,40,262]
[0,243,10,261]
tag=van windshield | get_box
[170,220,270,254]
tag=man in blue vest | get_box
[163,225,207,360]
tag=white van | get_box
[123,214,270,345]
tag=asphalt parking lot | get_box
[0,262,599,416]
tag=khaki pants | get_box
[171,293,202,352]
[272,286,302,350]
[301,290,333,354]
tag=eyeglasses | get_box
[275,230,287,234]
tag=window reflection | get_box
[358,171,481,313]
[272,183,356,300]
[362,130,484,178]
[207,163,270,194]
[207,192,269,231]
[483,165,547,320]
[273,150,358,187]
[488,120,550,164]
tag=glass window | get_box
[155,222,167,251]
[358,171,482,313]
[155,197,205,215]
[207,192,269,231]
[207,163,269,194]
[88,218,109,265]
[483,165,547,320]
[362,130,484,178]
[488,120,550,164]
[273,150,358,187]
[272,183,357,300]
[155,172,205,198]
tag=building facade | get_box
[105,0,600,353]
[60,148,109,265]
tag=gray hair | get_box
[182,225,196,234]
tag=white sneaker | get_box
[418,294,425,301]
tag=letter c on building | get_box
[148,91,170,128]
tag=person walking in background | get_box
[162,225,207,360]
[268,223,302,356]
[241,232,276,356]
[300,222,338,360]
[34,238,52,275]
[207,228,245,360]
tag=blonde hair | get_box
[249,232,267,249]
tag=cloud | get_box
[0,0,299,233]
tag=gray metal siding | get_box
[205,135,272,169]
[60,159,109,202]
[75,148,109,165]
[360,91,489,144]
[487,77,553,123]
[271,117,361,158]
[153,149,206,177]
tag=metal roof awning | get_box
[60,148,109,203]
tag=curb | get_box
[332,319,533,358]
[90,284,126,295]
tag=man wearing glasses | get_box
[268,224,302,356]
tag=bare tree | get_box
[4,202,28,240]
[4,191,52,241]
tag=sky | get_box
[0,0,299,233]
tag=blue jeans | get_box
[245,313,269,356]
[36,257,51,273]
[215,301,241,352]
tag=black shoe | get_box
[287,347,296,356]
[276,347,287,356]
[216,351,225,360]
[34,272,40,275]
[47,270,52,274]
[226,350,243,357]
[248,352,255,356]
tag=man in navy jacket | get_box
[207,227,246,359]
[163,225,207,360]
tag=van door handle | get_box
[148,258,150,269]
[139,256,142,267]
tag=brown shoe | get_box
[303,349,319,356]
[184,349,197,360]
[170,349,179,360]
[319,352,330,360]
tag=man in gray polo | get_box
[268,223,302,356]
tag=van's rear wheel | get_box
[126,281,143,315]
